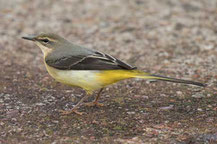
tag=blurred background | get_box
[0,0,216,143]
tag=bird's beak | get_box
[22,35,36,41]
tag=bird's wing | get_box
[45,50,136,70]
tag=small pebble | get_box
[192,93,205,98]
[176,91,183,95]
[127,111,136,115]
[159,105,174,110]
[197,108,203,111]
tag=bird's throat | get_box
[35,42,52,57]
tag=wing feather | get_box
[45,50,136,70]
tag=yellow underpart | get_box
[96,70,152,87]
[44,61,169,93]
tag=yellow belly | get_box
[44,64,139,93]
[45,64,100,92]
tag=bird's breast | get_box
[44,63,103,91]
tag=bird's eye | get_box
[42,39,49,43]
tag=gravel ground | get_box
[0,0,217,143]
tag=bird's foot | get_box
[84,101,104,107]
[59,109,83,115]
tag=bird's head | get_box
[22,33,68,56]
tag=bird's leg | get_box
[59,92,90,115]
[84,88,104,107]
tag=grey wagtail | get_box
[22,33,206,115]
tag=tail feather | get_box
[150,74,206,87]
[134,71,206,87]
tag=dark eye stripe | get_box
[41,39,49,43]
[37,37,56,43]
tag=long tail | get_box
[134,71,206,87]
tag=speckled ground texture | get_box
[0,0,217,143]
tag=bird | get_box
[22,33,206,115]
